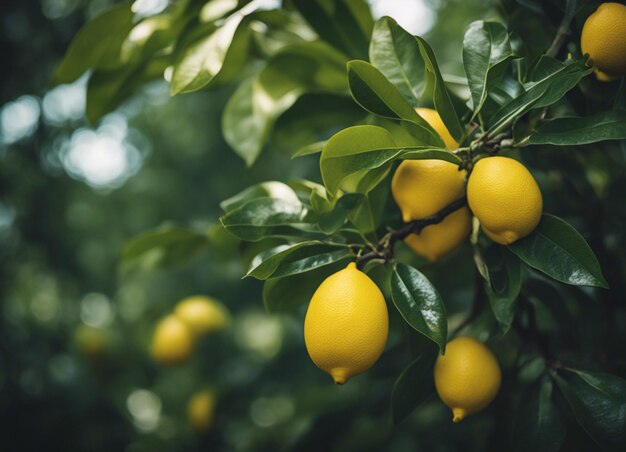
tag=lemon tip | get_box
[452,408,466,423]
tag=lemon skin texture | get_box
[304,262,389,384]
[188,390,216,432]
[434,337,501,422]
[581,2,626,76]
[174,295,230,336]
[467,156,542,245]
[404,207,472,262]
[416,107,459,150]
[151,315,194,365]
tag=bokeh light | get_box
[0,95,40,145]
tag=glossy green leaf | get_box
[391,263,447,353]
[246,241,351,279]
[262,260,349,312]
[120,15,177,63]
[222,41,347,165]
[391,351,437,424]
[122,226,210,268]
[555,369,626,451]
[509,214,608,288]
[462,21,513,115]
[347,179,389,233]
[220,197,316,241]
[347,60,422,121]
[314,193,365,233]
[488,57,591,135]
[511,375,566,452]
[290,0,373,59]
[525,111,626,145]
[399,119,446,148]
[54,4,134,85]
[369,16,425,107]
[220,181,300,212]
[484,246,522,332]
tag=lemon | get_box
[467,156,542,245]
[581,2,626,75]
[74,324,107,359]
[188,390,215,432]
[434,337,501,422]
[391,158,470,261]
[151,315,194,365]
[416,107,459,150]
[304,262,388,384]
[174,295,230,336]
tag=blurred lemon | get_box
[188,389,216,432]
[581,2,626,75]
[151,315,194,365]
[434,337,501,422]
[74,324,107,359]
[467,156,542,245]
[304,262,388,384]
[174,295,230,336]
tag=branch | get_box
[546,31,569,58]
[356,197,467,269]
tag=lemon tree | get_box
[54,0,626,449]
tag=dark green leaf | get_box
[509,214,608,288]
[54,4,134,84]
[484,246,522,332]
[369,16,425,107]
[262,260,348,312]
[391,351,437,424]
[463,21,513,115]
[525,111,626,145]
[512,375,566,452]
[555,369,626,451]
[391,263,447,353]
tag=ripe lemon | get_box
[416,107,459,150]
[304,262,388,384]
[151,315,194,365]
[188,390,215,432]
[467,156,542,245]
[434,337,501,422]
[174,295,230,336]
[391,158,470,261]
[581,2,626,75]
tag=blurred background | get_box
[1,0,624,451]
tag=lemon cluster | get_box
[151,295,230,365]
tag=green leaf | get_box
[484,246,521,332]
[462,21,513,116]
[347,60,422,122]
[170,13,252,95]
[220,181,301,213]
[290,0,373,59]
[391,351,437,424]
[262,260,348,312]
[246,241,351,279]
[313,192,365,234]
[487,57,591,135]
[122,226,210,269]
[220,197,316,241]
[369,16,425,107]
[509,214,608,288]
[120,15,177,63]
[414,36,465,141]
[391,263,447,353]
[222,41,347,165]
[511,375,566,452]
[54,4,134,85]
[525,111,626,145]
[555,369,626,451]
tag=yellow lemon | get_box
[174,295,230,336]
[391,158,470,261]
[581,2,626,75]
[416,107,459,149]
[434,337,501,422]
[467,156,542,245]
[188,390,215,432]
[151,315,194,365]
[304,262,388,384]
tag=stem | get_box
[356,197,467,269]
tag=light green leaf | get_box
[509,214,608,288]
[220,181,300,213]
